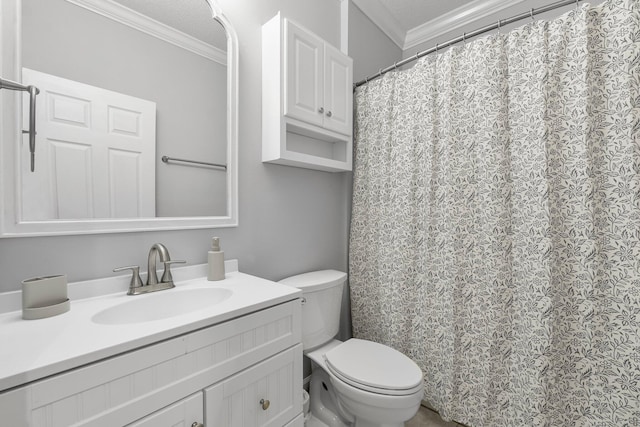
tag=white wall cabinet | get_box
[284,22,351,136]
[0,300,302,427]
[263,12,353,172]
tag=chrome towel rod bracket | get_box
[0,77,39,172]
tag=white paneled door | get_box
[21,68,156,220]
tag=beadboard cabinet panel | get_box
[1,300,302,427]
[127,392,203,427]
[205,345,303,427]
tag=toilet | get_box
[279,270,423,427]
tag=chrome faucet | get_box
[147,243,170,286]
[113,243,185,295]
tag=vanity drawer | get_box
[2,300,301,427]
[126,392,203,427]
[205,344,303,427]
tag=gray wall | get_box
[348,2,402,83]
[0,0,349,292]
[22,0,227,217]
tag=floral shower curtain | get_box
[349,1,639,426]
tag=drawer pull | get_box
[191,423,203,427]
[260,398,270,410]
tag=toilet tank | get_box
[279,270,347,351]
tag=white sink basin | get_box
[92,287,233,325]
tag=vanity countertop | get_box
[0,262,300,393]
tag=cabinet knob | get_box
[326,110,332,117]
[191,423,203,427]
[318,107,324,114]
[260,398,270,410]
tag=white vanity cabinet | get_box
[262,12,353,173]
[0,300,302,427]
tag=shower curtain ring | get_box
[393,61,399,70]
[378,68,383,77]
[575,0,579,9]
[498,19,502,34]
[462,32,466,45]
[530,8,535,20]
[435,43,439,55]
[414,52,420,60]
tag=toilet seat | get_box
[324,339,423,396]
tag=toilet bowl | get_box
[279,271,423,427]
[307,339,423,427]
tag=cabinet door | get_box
[127,393,203,427]
[323,43,353,135]
[205,345,303,427]
[284,19,324,127]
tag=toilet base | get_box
[306,414,402,427]
[308,365,350,427]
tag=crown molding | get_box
[66,0,227,65]
[404,0,525,50]
[352,0,405,49]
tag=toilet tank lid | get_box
[278,270,347,292]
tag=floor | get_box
[406,406,465,427]
[305,403,466,427]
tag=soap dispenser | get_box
[207,237,225,281]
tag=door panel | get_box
[323,43,352,135]
[284,20,323,127]
[205,345,303,427]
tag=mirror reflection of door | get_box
[21,68,156,220]
[21,0,228,219]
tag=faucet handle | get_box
[113,265,143,294]
[161,260,186,284]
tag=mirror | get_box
[0,0,238,236]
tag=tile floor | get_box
[406,405,465,427]
[306,403,466,427]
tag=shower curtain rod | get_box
[354,0,585,89]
